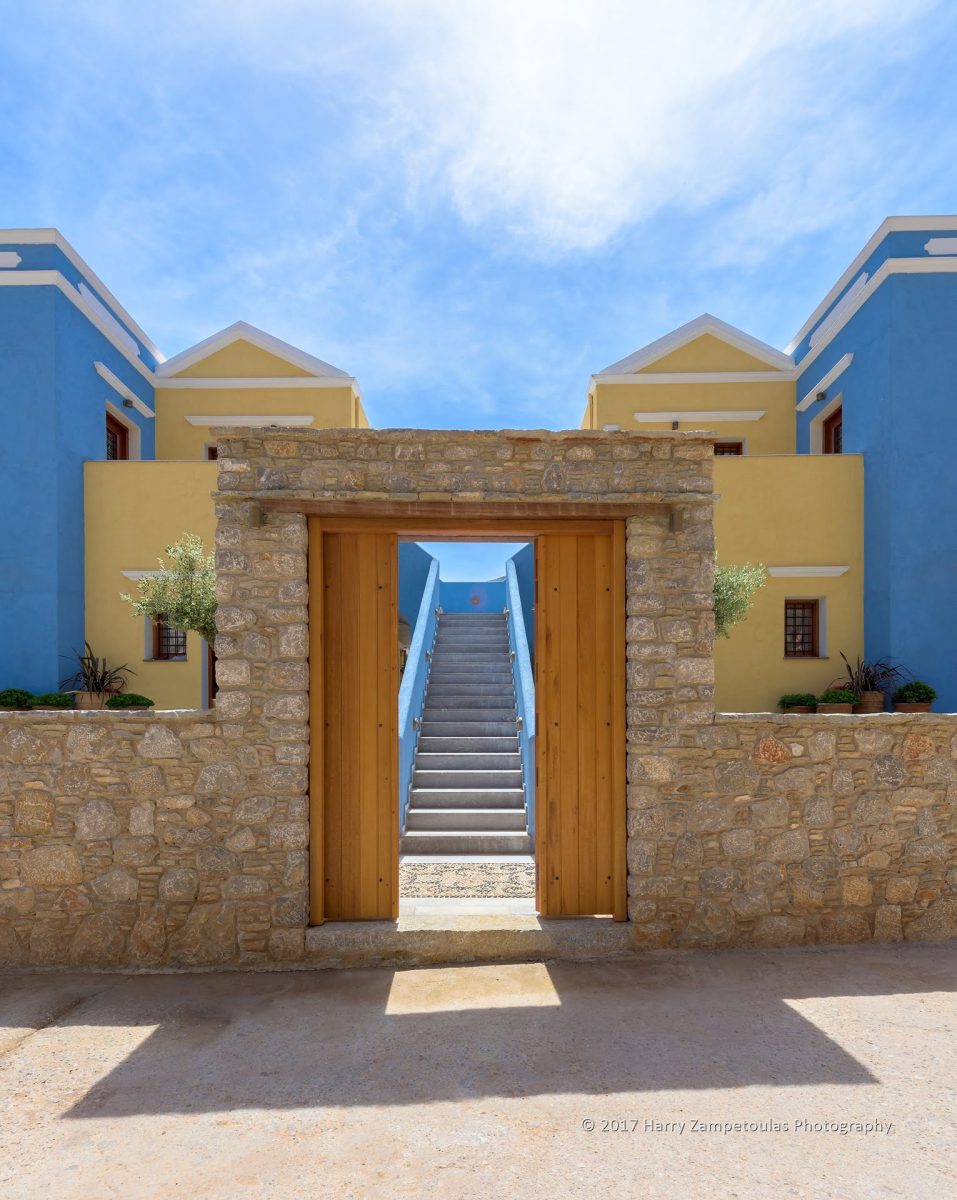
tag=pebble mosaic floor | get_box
[399,857,536,898]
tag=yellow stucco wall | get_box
[636,333,778,373]
[84,461,218,710]
[713,455,864,713]
[171,341,314,378]
[154,386,359,458]
[589,379,796,453]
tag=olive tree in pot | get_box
[714,563,766,639]
[60,643,133,709]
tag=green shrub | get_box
[778,693,817,710]
[893,680,937,703]
[0,688,34,708]
[817,688,856,705]
[714,563,767,638]
[30,693,75,709]
[105,693,155,709]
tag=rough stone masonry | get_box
[1,428,955,968]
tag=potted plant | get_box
[816,687,856,714]
[30,693,75,710]
[778,692,818,714]
[60,643,133,709]
[0,688,34,710]
[892,681,937,713]
[105,693,155,712]
[832,653,905,714]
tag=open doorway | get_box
[398,541,535,916]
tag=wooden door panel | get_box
[536,527,625,918]
[309,522,398,922]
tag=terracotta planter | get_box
[853,691,885,714]
[817,703,853,714]
[74,691,109,710]
[782,705,813,714]
[893,701,932,713]
[110,705,152,712]
[31,704,74,711]
[0,705,30,712]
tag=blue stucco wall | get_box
[398,542,438,627]
[507,543,534,654]
[796,271,957,710]
[438,580,506,613]
[0,266,156,692]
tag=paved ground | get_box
[2,943,956,1199]
[399,854,536,897]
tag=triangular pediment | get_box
[597,314,793,376]
[156,321,351,380]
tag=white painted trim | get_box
[0,251,22,268]
[768,566,849,578]
[925,237,957,255]
[156,319,350,380]
[184,414,317,427]
[632,409,766,423]
[122,570,161,581]
[592,369,797,387]
[797,257,957,376]
[597,313,794,375]
[94,361,154,418]
[79,283,140,357]
[105,401,142,460]
[0,271,155,384]
[796,353,853,412]
[808,273,868,349]
[786,216,957,353]
[0,228,163,360]
[156,375,359,391]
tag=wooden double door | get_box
[308,518,625,924]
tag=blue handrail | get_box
[398,558,440,826]
[505,558,535,841]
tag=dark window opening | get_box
[714,441,744,456]
[823,407,843,454]
[106,413,129,460]
[785,599,820,658]
[206,445,219,460]
[152,614,187,661]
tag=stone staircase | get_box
[400,612,532,855]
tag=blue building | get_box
[0,229,159,692]
[791,217,957,709]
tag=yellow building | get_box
[85,322,368,709]
[584,314,864,712]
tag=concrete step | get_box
[423,707,517,723]
[408,787,526,808]
[414,752,521,771]
[426,683,515,696]
[425,693,514,709]
[420,721,519,737]
[404,807,528,831]
[400,829,533,854]
[412,768,523,788]
[417,735,519,752]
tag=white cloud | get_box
[355,0,935,254]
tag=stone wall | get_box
[627,714,957,948]
[0,710,306,968]
[3,428,957,969]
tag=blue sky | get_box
[4,0,957,451]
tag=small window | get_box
[714,441,743,456]
[106,413,129,460]
[823,407,843,454]
[152,614,187,661]
[206,444,218,461]
[785,600,819,658]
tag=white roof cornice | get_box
[596,313,793,376]
[0,227,163,361]
[787,215,957,354]
[156,320,351,380]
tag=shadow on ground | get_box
[2,943,955,1119]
